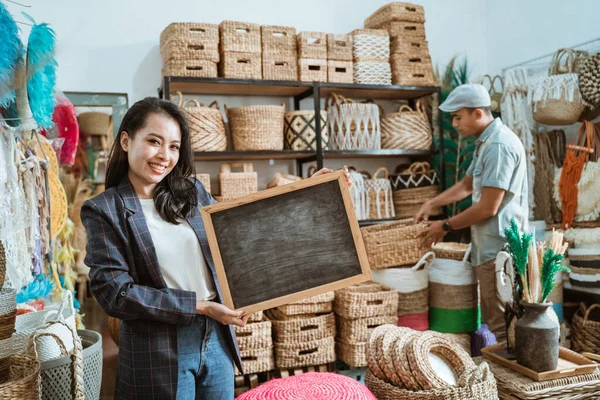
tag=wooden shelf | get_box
[194,150,315,161]
[319,82,439,100]
[323,149,431,159]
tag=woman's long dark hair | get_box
[105,97,198,224]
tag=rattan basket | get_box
[571,303,600,354]
[393,186,441,219]
[220,51,262,79]
[297,32,327,59]
[391,55,435,86]
[0,354,40,400]
[275,336,335,369]
[269,312,335,343]
[336,339,368,367]
[334,283,399,319]
[351,29,390,63]
[327,34,353,61]
[235,318,273,350]
[160,22,219,62]
[226,104,285,151]
[381,21,426,39]
[328,60,353,83]
[336,315,397,343]
[326,93,381,150]
[218,163,258,198]
[432,242,471,261]
[364,168,395,220]
[219,21,261,53]
[354,62,392,85]
[390,162,437,190]
[162,59,217,78]
[261,25,297,57]
[237,347,275,375]
[262,57,297,81]
[298,58,328,82]
[284,110,329,151]
[364,2,426,29]
[172,92,227,152]
[391,37,430,56]
[381,101,432,150]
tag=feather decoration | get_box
[16,274,54,303]
[504,218,533,301]
[0,3,25,107]
[541,230,570,302]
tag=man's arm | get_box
[447,186,506,229]
[414,176,473,222]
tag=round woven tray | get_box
[378,327,412,387]
[391,329,422,390]
[366,324,397,381]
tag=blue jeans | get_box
[177,316,234,400]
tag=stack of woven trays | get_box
[262,25,297,81]
[234,311,275,375]
[327,34,353,83]
[364,2,435,86]
[297,32,328,82]
[389,162,440,219]
[219,21,262,79]
[334,282,398,367]
[351,29,391,85]
[365,325,498,399]
[160,22,219,78]
[0,285,17,359]
[267,293,336,369]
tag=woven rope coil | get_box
[162,59,217,78]
[218,163,257,198]
[334,283,399,319]
[378,327,413,386]
[220,51,262,79]
[298,58,328,82]
[367,324,398,381]
[297,32,327,59]
[364,2,426,29]
[354,62,392,85]
[328,60,354,83]
[172,92,227,152]
[284,110,329,151]
[327,34,353,61]
[269,312,335,343]
[226,104,285,150]
[571,303,600,354]
[327,93,381,150]
[219,21,261,53]
[274,336,336,369]
[235,318,273,350]
[337,315,397,343]
[381,102,432,150]
[261,25,297,57]
[237,347,275,375]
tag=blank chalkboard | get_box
[201,171,371,314]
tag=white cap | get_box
[439,83,491,112]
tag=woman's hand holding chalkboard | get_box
[311,165,352,188]
[196,301,249,327]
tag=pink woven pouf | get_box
[236,372,377,400]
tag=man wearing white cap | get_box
[415,83,528,341]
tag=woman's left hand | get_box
[311,166,352,188]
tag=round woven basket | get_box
[571,303,600,354]
[173,91,227,152]
[381,101,432,150]
[226,104,285,151]
[0,354,41,400]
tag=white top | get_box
[139,199,216,301]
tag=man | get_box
[415,83,528,341]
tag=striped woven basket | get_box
[381,101,432,150]
[172,92,227,152]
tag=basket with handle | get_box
[226,104,285,151]
[389,162,437,190]
[218,163,258,198]
[364,168,395,220]
[571,303,600,354]
[172,91,227,152]
[326,93,380,150]
[381,101,432,150]
[482,75,504,113]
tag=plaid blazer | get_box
[81,178,242,400]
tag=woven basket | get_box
[160,22,219,62]
[326,93,381,150]
[0,240,5,288]
[364,168,395,220]
[226,104,285,151]
[390,162,437,190]
[237,347,275,375]
[266,173,302,189]
[336,339,368,367]
[195,173,211,193]
[235,318,273,350]
[432,242,470,261]
[219,21,261,53]
[297,32,327,59]
[275,336,335,369]
[390,36,429,56]
[284,110,329,151]
[327,34,353,61]
[0,354,40,400]
[247,311,264,323]
[336,315,397,343]
[172,92,227,152]
[220,51,262,80]
[571,303,600,354]
[354,62,392,85]
[262,57,297,81]
[327,60,353,84]
[381,21,426,39]
[365,2,426,29]
[162,59,217,78]
[361,218,430,269]
[261,25,297,57]
[0,288,16,341]
[218,163,258,198]
[393,186,441,219]
[334,283,399,319]
[351,29,390,63]
[292,292,335,304]
[381,101,432,150]
[298,58,328,82]
[391,55,436,86]
[269,312,335,343]
[275,302,332,317]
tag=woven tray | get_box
[336,314,397,343]
[336,339,368,367]
[364,2,426,29]
[162,59,217,78]
[269,312,335,343]
[334,283,398,319]
[234,318,273,350]
[220,21,261,53]
[275,336,335,369]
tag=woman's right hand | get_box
[414,201,432,223]
[196,300,249,327]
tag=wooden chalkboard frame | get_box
[201,170,371,314]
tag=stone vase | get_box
[515,302,559,372]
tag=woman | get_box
[81,97,349,400]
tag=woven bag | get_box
[390,162,437,190]
[529,49,586,126]
[363,168,395,220]
[482,75,504,113]
[172,92,227,152]
[226,104,285,151]
[364,2,426,29]
[326,93,381,150]
[571,303,600,354]
[578,53,600,107]
[218,163,258,198]
[381,101,432,150]
[283,110,329,151]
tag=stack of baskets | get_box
[297,32,328,82]
[261,25,297,81]
[267,293,336,369]
[217,163,258,201]
[326,93,381,150]
[234,312,275,375]
[381,100,432,150]
[351,29,392,85]
[219,21,262,79]
[0,285,17,360]
[226,104,285,151]
[570,303,600,354]
[160,22,219,78]
[389,162,440,219]
[334,283,398,367]
[364,2,435,86]
[327,33,353,83]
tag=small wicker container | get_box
[218,163,258,198]
[270,312,335,343]
[275,336,335,369]
[262,57,297,81]
[220,51,262,80]
[328,60,353,83]
[381,101,432,150]
[261,25,297,57]
[173,92,227,152]
[219,21,261,53]
[391,55,436,86]
[361,218,430,269]
[237,347,275,375]
[351,29,390,63]
[336,339,368,367]
[354,62,392,85]
[381,21,426,39]
[162,59,217,78]
[327,34,353,61]
[160,22,219,62]
[334,283,399,319]
[364,2,426,29]
[336,315,397,343]
[235,318,273,350]
[571,303,600,354]
[195,173,211,194]
[393,186,441,219]
[226,104,285,151]
[284,110,329,151]
[297,32,327,59]
[298,58,328,82]
[0,354,41,400]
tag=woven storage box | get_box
[218,163,258,198]
[354,62,392,85]
[365,2,426,29]
[391,36,429,56]
[327,60,353,83]
[298,58,328,82]
[0,288,16,341]
[571,303,600,354]
[275,301,332,317]
[391,55,435,86]
[262,57,297,81]
[172,92,227,152]
[390,162,437,190]
[219,21,261,53]
[364,168,395,220]
[361,218,430,269]
[226,104,285,150]
[297,32,327,59]
[261,25,297,57]
[381,101,432,150]
[236,347,275,375]
[270,312,335,343]
[381,21,426,39]
[275,336,335,369]
[326,93,381,150]
[0,354,41,400]
[336,339,368,367]
[195,173,211,193]
[160,23,219,62]
[334,283,398,319]
[235,318,273,350]
[284,110,329,151]
[336,315,397,343]
[162,59,217,78]
[327,34,353,61]
[220,51,262,79]
[351,29,390,62]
